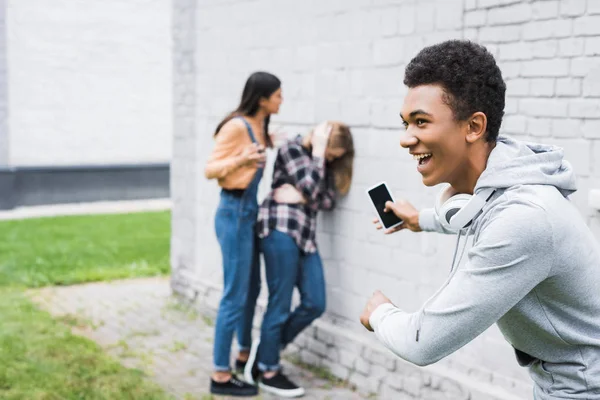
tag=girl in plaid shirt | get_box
[245,121,354,397]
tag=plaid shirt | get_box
[257,136,336,253]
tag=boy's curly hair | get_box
[404,40,506,142]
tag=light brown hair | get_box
[327,122,354,195]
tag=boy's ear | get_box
[465,112,487,143]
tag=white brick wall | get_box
[172,0,600,398]
[0,0,7,166]
[6,0,172,166]
[170,0,198,298]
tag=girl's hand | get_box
[269,125,287,147]
[311,122,332,158]
[239,143,266,168]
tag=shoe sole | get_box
[244,339,260,385]
[210,386,257,397]
[258,382,305,398]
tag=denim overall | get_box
[213,117,263,371]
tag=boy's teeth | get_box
[413,153,432,160]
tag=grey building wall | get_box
[0,0,172,208]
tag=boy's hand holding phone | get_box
[373,200,422,234]
[367,182,421,234]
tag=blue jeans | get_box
[257,230,326,371]
[212,190,261,371]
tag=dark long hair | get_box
[215,71,281,148]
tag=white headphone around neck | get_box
[434,185,496,231]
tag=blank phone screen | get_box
[368,184,403,228]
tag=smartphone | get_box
[367,182,403,230]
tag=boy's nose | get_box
[400,134,418,148]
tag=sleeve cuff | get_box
[312,155,325,167]
[369,302,398,331]
[418,208,438,232]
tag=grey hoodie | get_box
[369,136,600,399]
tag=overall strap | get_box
[237,116,258,144]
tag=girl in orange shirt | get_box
[205,71,282,397]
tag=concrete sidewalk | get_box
[0,198,172,220]
[29,277,370,400]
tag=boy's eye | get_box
[402,121,408,129]
[416,119,427,126]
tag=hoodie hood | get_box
[476,136,577,198]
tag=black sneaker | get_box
[259,371,305,398]
[244,339,261,385]
[210,375,258,397]
[235,359,247,375]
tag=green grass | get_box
[0,211,171,287]
[0,289,172,399]
[0,211,173,399]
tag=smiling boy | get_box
[360,40,600,399]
